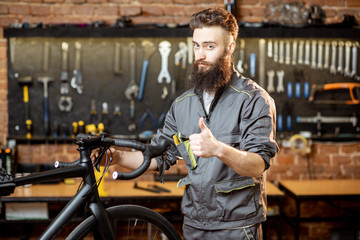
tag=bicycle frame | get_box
[13,149,117,240]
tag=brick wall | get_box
[0,1,360,239]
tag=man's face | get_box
[189,26,235,93]
[192,26,233,71]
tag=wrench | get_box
[304,40,310,66]
[267,39,273,58]
[266,70,275,93]
[298,40,304,64]
[317,40,324,70]
[114,42,122,75]
[350,42,359,79]
[276,70,285,93]
[273,40,278,62]
[125,42,139,100]
[292,40,297,65]
[337,41,344,75]
[330,41,337,75]
[138,40,156,101]
[285,41,291,65]
[323,41,330,69]
[344,41,352,77]
[70,41,84,94]
[311,40,317,69]
[158,41,171,84]
[60,42,70,95]
[236,39,246,73]
[279,40,284,64]
[175,42,188,69]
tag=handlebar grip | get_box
[55,159,80,168]
[113,139,146,151]
[112,155,151,180]
[112,140,169,180]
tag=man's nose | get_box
[195,48,206,61]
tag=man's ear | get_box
[227,39,236,55]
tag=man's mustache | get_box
[194,60,213,66]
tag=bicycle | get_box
[0,134,182,240]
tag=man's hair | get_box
[189,7,239,42]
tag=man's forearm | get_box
[114,150,158,171]
[216,142,265,178]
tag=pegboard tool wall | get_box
[7,37,360,139]
[8,37,188,138]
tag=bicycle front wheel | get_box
[67,205,181,240]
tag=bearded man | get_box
[96,7,278,240]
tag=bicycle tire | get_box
[67,205,182,240]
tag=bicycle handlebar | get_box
[55,134,169,180]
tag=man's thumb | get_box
[199,117,208,132]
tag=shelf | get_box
[4,26,360,39]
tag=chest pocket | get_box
[173,132,198,170]
[216,132,242,147]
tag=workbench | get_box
[278,179,360,240]
[0,180,284,239]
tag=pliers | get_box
[139,110,157,129]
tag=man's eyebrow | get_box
[192,41,217,45]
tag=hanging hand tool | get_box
[236,39,247,73]
[187,37,193,64]
[113,42,122,75]
[139,109,157,129]
[38,41,53,136]
[250,53,256,79]
[259,39,266,88]
[113,104,122,123]
[59,42,73,112]
[337,41,344,75]
[304,40,310,66]
[298,40,304,65]
[266,69,275,93]
[323,41,330,69]
[285,101,292,131]
[276,70,285,93]
[350,42,359,80]
[100,102,110,132]
[273,40,279,62]
[90,99,98,124]
[309,82,360,105]
[138,40,156,101]
[310,40,317,69]
[174,42,188,70]
[317,40,323,70]
[278,40,284,64]
[285,40,291,65]
[267,39,273,58]
[158,41,172,84]
[344,41,352,77]
[70,41,84,94]
[125,42,139,100]
[124,42,139,132]
[296,112,358,136]
[174,42,188,97]
[18,76,33,139]
[330,41,337,75]
[292,40,297,65]
[60,42,70,95]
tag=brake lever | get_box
[94,147,107,172]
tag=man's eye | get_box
[207,45,214,49]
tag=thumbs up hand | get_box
[189,117,220,158]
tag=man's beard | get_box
[188,54,233,93]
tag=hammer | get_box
[38,41,53,136]
[18,75,33,139]
[38,76,53,136]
